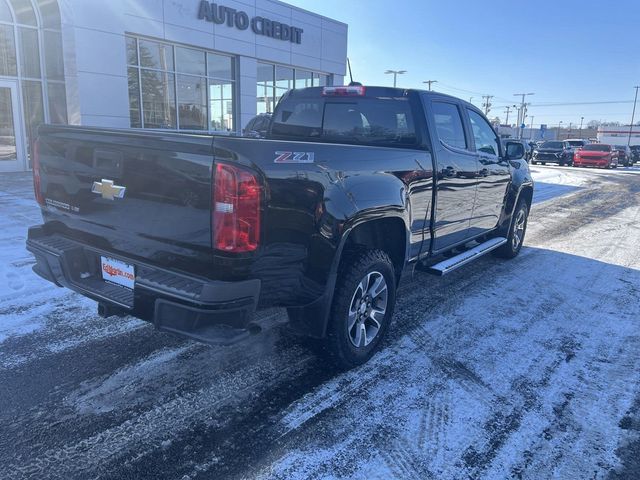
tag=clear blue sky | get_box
[288,0,640,129]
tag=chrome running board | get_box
[428,237,508,276]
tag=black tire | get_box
[494,199,529,259]
[323,249,396,369]
[541,162,546,165]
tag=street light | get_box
[557,121,563,140]
[384,70,407,88]
[579,116,584,137]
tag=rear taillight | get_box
[213,163,261,253]
[32,141,45,206]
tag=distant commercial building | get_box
[0,0,348,172]
[597,126,640,146]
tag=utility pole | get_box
[529,116,535,140]
[579,116,584,137]
[628,86,639,146]
[504,106,513,126]
[513,92,535,135]
[482,95,494,115]
[384,69,407,88]
[423,80,438,91]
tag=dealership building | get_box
[0,0,348,172]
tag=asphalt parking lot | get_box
[1,165,639,479]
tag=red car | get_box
[573,144,618,169]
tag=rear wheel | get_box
[541,162,546,165]
[323,250,396,369]
[494,199,529,259]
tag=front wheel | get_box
[324,250,396,369]
[494,199,529,259]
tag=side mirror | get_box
[505,141,525,160]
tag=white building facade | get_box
[0,0,348,172]
[597,126,640,146]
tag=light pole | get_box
[579,116,584,137]
[628,86,639,147]
[423,80,438,91]
[384,70,407,88]
[557,121,563,140]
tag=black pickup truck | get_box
[27,86,533,368]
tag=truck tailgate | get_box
[35,125,215,273]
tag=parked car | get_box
[532,141,572,166]
[27,86,533,369]
[564,138,589,163]
[573,144,619,169]
[242,113,272,138]
[613,145,633,167]
[630,145,640,164]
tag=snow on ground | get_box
[0,166,639,480]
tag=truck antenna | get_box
[347,57,362,87]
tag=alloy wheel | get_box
[513,208,527,249]
[347,271,388,348]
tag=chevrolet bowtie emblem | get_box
[91,179,126,200]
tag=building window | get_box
[126,35,236,132]
[0,0,67,164]
[257,62,331,114]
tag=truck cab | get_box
[28,85,533,368]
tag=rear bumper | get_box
[26,226,261,346]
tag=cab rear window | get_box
[270,97,418,148]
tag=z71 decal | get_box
[274,151,315,164]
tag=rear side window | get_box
[270,97,418,148]
[467,109,500,156]
[431,101,467,149]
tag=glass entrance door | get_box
[0,80,25,172]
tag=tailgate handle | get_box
[93,149,124,175]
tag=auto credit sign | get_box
[198,1,304,44]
